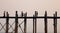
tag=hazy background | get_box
[0,0,60,33]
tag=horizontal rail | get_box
[0,16,60,19]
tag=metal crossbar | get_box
[0,16,60,18]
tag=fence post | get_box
[21,11,23,17]
[6,12,9,33]
[33,15,35,33]
[53,12,57,33]
[24,12,27,33]
[44,11,47,33]
[3,11,5,17]
[33,11,38,33]
[15,11,18,33]
[35,11,38,33]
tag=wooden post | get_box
[44,11,47,33]
[24,12,27,33]
[6,12,9,33]
[15,11,18,33]
[53,12,57,33]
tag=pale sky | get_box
[0,0,60,33]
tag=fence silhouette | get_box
[0,11,59,33]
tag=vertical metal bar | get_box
[6,12,9,33]
[33,15,35,33]
[24,12,27,33]
[55,12,57,33]
[15,11,18,33]
[21,11,23,17]
[35,11,38,33]
[33,11,38,33]
[44,11,47,33]
[34,18,37,33]
[54,12,57,33]
[3,11,5,17]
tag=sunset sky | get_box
[0,0,60,33]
